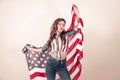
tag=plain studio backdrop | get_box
[0,0,120,80]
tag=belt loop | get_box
[61,60,62,64]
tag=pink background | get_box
[0,0,120,80]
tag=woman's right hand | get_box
[25,45,42,53]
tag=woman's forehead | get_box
[58,21,66,24]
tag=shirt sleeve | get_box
[66,27,78,37]
[41,43,49,52]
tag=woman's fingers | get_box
[73,5,80,17]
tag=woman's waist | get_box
[50,52,67,60]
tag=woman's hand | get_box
[25,45,42,53]
[73,5,80,19]
[73,4,80,28]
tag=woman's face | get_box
[57,21,65,33]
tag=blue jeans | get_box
[45,56,71,80]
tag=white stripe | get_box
[58,37,61,52]
[74,17,78,26]
[53,39,57,52]
[76,44,83,52]
[32,77,47,80]
[29,68,45,75]
[78,23,83,29]
[80,58,83,65]
[78,24,84,37]
[56,74,60,79]
[51,42,54,52]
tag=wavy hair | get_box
[47,18,66,50]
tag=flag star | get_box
[29,66,32,69]
[47,57,49,59]
[41,64,44,67]
[31,61,34,64]
[35,64,38,66]
[44,60,47,63]
[40,58,43,61]
[34,57,37,60]
[37,61,40,63]
[27,53,29,57]
[28,60,31,63]
[42,54,45,57]
[30,54,32,58]
[36,54,39,57]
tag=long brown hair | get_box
[47,18,66,50]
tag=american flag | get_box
[22,4,84,80]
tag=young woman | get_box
[26,5,80,80]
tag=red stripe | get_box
[30,72,46,79]
[73,72,80,80]
[57,78,61,80]
[69,28,84,42]
[67,49,78,66]
[77,28,84,41]
[68,38,81,54]
[79,18,84,27]
[69,58,80,74]
[67,49,83,67]
[72,63,82,80]
[76,49,83,60]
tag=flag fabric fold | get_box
[22,4,84,80]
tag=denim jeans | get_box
[45,56,71,80]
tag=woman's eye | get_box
[62,24,65,27]
[59,23,61,25]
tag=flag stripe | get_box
[71,66,81,80]
[30,72,46,79]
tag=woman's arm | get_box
[73,4,80,29]
[25,45,41,52]
[66,28,78,37]
[66,5,80,37]
[41,43,49,53]
[25,43,49,53]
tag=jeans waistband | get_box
[49,56,66,62]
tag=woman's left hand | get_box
[73,5,80,18]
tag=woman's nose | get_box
[62,25,65,28]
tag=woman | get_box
[26,5,80,80]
